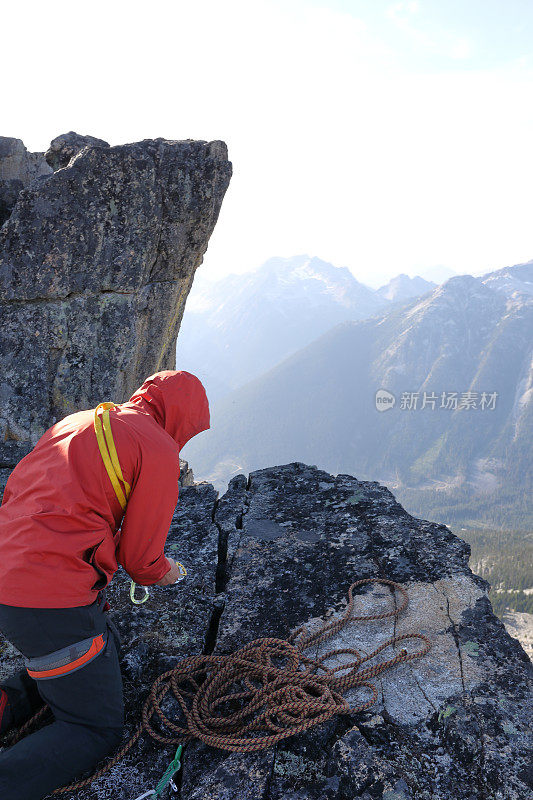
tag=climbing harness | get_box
[25,631,108,680]
[4,578,431,794]
[93,402,186,606]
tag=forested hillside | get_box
[462,527,533,616]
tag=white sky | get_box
[3,0,533,286]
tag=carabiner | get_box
[130,580,149,605]
[132,791,156,800]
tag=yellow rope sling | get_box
[93,402,148,604]
[93,402,186,604]
[93,402,131,509]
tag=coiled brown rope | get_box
[5,578,431,794]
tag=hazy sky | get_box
[4,0,533,286]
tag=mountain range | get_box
[183,259,533,530]
[176,255,435,400]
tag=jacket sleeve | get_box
[115,447,179,585]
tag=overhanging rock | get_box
[0,134,232,467]
[0,464,528,800]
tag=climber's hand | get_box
[156,557,184,586]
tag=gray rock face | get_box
[1,464,528,800]
[45,132,110,171]
[178,458,195,487]
[0,134,232,467]
[0,137,52,226]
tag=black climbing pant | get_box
[0,595,124,800]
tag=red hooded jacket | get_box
[0,371,210,608]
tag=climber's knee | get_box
[103,723,124,753]
[89,722,124,760]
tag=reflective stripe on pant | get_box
[0,598,124,800]
[25,630,108,680]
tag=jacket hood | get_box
[125,370,210,450]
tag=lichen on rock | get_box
[0,132,530,800]
[1,464,527,800]
[0,133,232,467]
[0,136,51,226]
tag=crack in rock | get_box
[2,463,530,800]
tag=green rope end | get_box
[155,745,183,795]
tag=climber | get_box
[0,370,210,800]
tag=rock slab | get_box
[1,464,528,800]
[0,133,232,467]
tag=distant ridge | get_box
[377,273,436,302]
[177,255,436,401]
[183,260,533,529]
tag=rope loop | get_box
[3,578,431,793]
